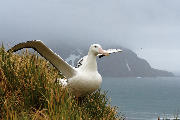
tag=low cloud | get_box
[0,0,179,72]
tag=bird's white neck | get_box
[81,52,97,72]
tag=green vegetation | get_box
[0,46,124,120]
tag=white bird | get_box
[8,40,122,97]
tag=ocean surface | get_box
[102,77,180,120]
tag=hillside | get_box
[0,46,124,120]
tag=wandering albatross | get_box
[8,40,122,97]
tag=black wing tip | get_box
[98,55,105,58]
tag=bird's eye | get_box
[94,45,97,48]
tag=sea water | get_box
[102,77,180,120]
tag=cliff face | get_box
[54,46,174,77]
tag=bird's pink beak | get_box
[98,48,109,56]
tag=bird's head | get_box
[89,44,109,56]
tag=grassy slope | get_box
[0,46,125,120]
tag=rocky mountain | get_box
[53,45,174,77]
[97,48,174,77]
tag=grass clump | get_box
[0,46,125,120]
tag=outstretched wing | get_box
[98,49,123,58]
[8,40,77,79]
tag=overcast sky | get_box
[0,0,180,73]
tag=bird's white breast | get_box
[68,71,102,97]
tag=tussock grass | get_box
[0,45,125,120]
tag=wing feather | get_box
[98,49,123,58]
[75,55,87,68]
[8,40,77,78]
